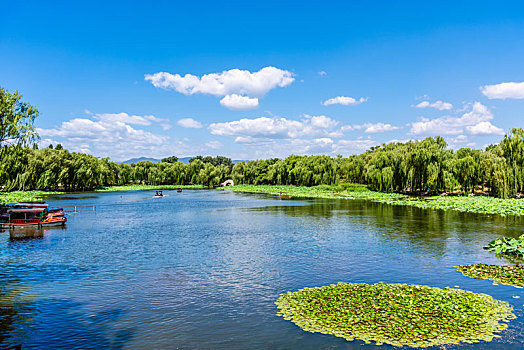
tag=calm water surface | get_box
[0,190,523,349]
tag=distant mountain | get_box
[121,157,160,164]
[121,156,247,165]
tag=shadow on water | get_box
[0,285,36,346]
[245,198,524,260]
[0,295,136,349]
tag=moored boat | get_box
[0,202,67,229]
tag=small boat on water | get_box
[153,190,164,198]
[177,188,182,193]
[0,201,67,229]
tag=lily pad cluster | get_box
[485,235,524,258]
[231,184,524,216]
[276,282,515,347]
[457,264,524,287]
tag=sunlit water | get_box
[1,190,523,349]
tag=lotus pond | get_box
[1,190,523,349]
[276,283,515,347]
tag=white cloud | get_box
[465,121,504,135]
[318,71,327,76]
[362,123,400,133]
[414,100,453,110]
[205,140,222,149]
[177,118,203,129]
[37,117,173,161]
[145,66,294,98]
[410,102,503,136]
[219,94,259,110]
[450,135,468,144]
[208,115,340,139]
[94,112,169,127]
[323,96,367,106]
[333,139,379,154]
[481,82,524,99]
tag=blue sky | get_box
[1,1,524,161]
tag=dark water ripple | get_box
[0,190,523,349]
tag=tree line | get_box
[0,128,523,198]
[2,87,524,197]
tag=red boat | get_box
[0,201,67,228]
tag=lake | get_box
[0,190,523,349]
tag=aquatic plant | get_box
[484,235,524,258]
[457,264,524,287]
[95,184,205,192]
[0,190,61,204]
[231,184,524,216]
[276,282,514,347]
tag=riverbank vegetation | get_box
[276,282,515,347]
[3,130,524,199]
[457,264,524,287]
[0,190,61,204]
[4,87,524,202]
[230,184,524,216]
[95,184,205,191]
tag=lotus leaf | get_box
[276,282,514,347]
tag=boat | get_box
[153,190,164,198]
[0,202,67,229]
[177,188,182,193]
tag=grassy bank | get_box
[95,184,205,192]
[230,184,524,216]
[0,190,62,204]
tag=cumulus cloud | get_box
[208,115,340,139]
[413,100,453,110]
[465,121,504,135]
[362,123,400,133]
[481,82,524,99]
[219,94,259,110]
[92,112,170,127]
[145,66,294,99]
[177,118,203,129]
[410,102,503,136]
[318,71,327,76]
[37,117,172,161]
[322,96,367,106]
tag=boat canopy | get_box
[7,208,47,213]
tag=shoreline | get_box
[3,184,524,217]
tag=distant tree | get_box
[161,155,178,163]
[190,155,233,171]
[55,144,63,150]
[0,88,39,149]
[48,144,53,149]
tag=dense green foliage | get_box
[0,146,232,190]
[2,93,524,201]
[457,264,524,287]
[0,88,38,148]
[276,283,514,347]
[230,129,524,198]
[96,184,204,191]
[484,235,524,258]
